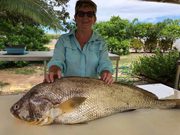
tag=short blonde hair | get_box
[75,0,97,15]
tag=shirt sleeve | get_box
[47,37,66,73]
[97,40,114,75]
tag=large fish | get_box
[10,77,180,125]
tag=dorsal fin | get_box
[135,86,159,99]
[116,82,159,99]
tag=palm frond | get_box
[0,0,64,30]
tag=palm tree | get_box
[0,0,67,30]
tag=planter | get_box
[5,45,27,55]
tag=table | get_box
[0,51,120,81]
[0,51,52,79]
[137,83,180,99]
[0,84,180,135]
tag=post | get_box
[175,60,180,90]
[115,59,119,82]
[44,60,47,80]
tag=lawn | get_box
[119,53,153,65]
[114,53,154,84]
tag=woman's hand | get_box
[100,70,114,84]
[44,65,62,83]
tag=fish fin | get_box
[174,99,180,109]
[118,83,159,99]
[121,109,136,113]
[38,117,54,126]
[175,99,180,108]
[66,121,88,125]
[59,97,86,113]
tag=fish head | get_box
[10,98,31,121]
[10,92,53,124]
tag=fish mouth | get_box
[10,106,30,122]
[10,109,36,124]
[10,111,47,125]
[10,106,20,119]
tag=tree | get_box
[95,16,180,54]
[0,17,50,51]
[94,16,131,55]
[130,38,144,52]
[157,19,180,52]
[0,0,70,30]
[143,23,159,52]
[129,20,147,40]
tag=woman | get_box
[45,0,114,84]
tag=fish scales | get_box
[10,77,180,125]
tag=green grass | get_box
[119,53,147,65]
[14,68,36,75]
[1,63,44,75]
[112,53,145,67]
[112,53,151,83]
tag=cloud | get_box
[67,0,180,22]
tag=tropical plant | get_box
[0,0,70,30]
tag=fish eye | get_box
[14,104,20,110]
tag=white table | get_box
[137,83,180,99]
[0,83,180,135]
[0,51,120,81]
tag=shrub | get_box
[0,61,29,69]
[131,50,179,85]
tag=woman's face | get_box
[74,7,96,31]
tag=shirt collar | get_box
[67,29,102,42]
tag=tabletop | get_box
[0,51,120,61]
[0,83,180,135]
[0,51,53,61]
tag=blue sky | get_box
[67,0,180,22]
[47,0,180,34]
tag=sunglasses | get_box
[76,11,95,18]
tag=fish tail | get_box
[167,99,180,108]
[158,99,180,109]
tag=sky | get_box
[66,0,180,23]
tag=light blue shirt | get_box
[47,29,113,78]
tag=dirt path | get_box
[0,65,44,95]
